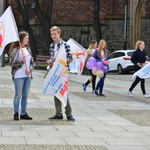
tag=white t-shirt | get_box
[14,47,31,78]
[92,49,95,54]
[53,44,58,58]
[101,50,105,62]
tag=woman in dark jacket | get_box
[128,40,150,98]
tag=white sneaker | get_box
[127,91,133,97]
[144,93,150,98]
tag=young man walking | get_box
[47,26,75,122]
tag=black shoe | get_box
[49,115,63,120]
[99,93,106,97]
[14,112,19,121]
[20,112,32,120]
[95,89,98,95]
[67,115,75,122]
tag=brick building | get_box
[5,0,150,53]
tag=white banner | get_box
[0,6,19,56]
[67,38,88,75]
[43,44,68,107]
[132,63,150,79]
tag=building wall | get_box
[6,0,150,53]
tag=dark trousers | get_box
[54,96,72,116]
[85,70,96,91]
[129,76,146,95]
[96,73,106,94]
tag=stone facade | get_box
[5,0,150,54]
[141,17,150,53]
[105,19,130,52]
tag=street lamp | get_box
[124,0,128,50]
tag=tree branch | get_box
[46,0,54,22]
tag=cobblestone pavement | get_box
[0,108,73,125]
[109,110,150,126]
[1,66,150,150]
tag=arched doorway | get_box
[130,0,142,49]
[134,0,142,45]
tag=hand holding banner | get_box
[43,44,68,107]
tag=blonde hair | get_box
[97,39,107,57]
[135,40,144,49]
[88,40,97,50]
[9,31,29,54]
[50,26,61,34]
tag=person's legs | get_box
[99,73,106,94]
[129,76,140,92]
[54,96,63,116]
[140,79,146,95]
[91,74,96,91]
[13,78,24,114]
[65,96,75,121]
[84,80,91,87]
[95,79,100,95]
[21,77,31,114]
[49,96,63,120]
[83,70,92,91]
[49,96,75,121]
[65,97,72,116]
[13,78,24,120]
[141,79,150,97]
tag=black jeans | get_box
[129,76,146,95]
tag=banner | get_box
[43,44,68,107]
[67,38,88,75]
[132,63,150,79]
[0,6,19,56]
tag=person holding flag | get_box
[128,40,150,98]
[9,31,34,120]
[47,26,75,122]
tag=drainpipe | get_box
[124,0,128,50]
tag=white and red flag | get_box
[0,6,19,56]
[67,38,88,75]
[132,63,150,79]
[43,44,68,107]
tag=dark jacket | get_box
[131,48,148,71]
[93,50,109,62]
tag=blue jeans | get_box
[13,77,31,114]
[96,73,106,94]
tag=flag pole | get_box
[43,47,61,79]
[19,41,30,79]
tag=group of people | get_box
[83,39,150,98]
[9,26,75,121]
[82,39,109,97]
[9,25,150,121]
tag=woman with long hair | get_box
[93,39,109,97]
[9,31,34,120]
[82,40,97,93]
[128,40,150,98]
